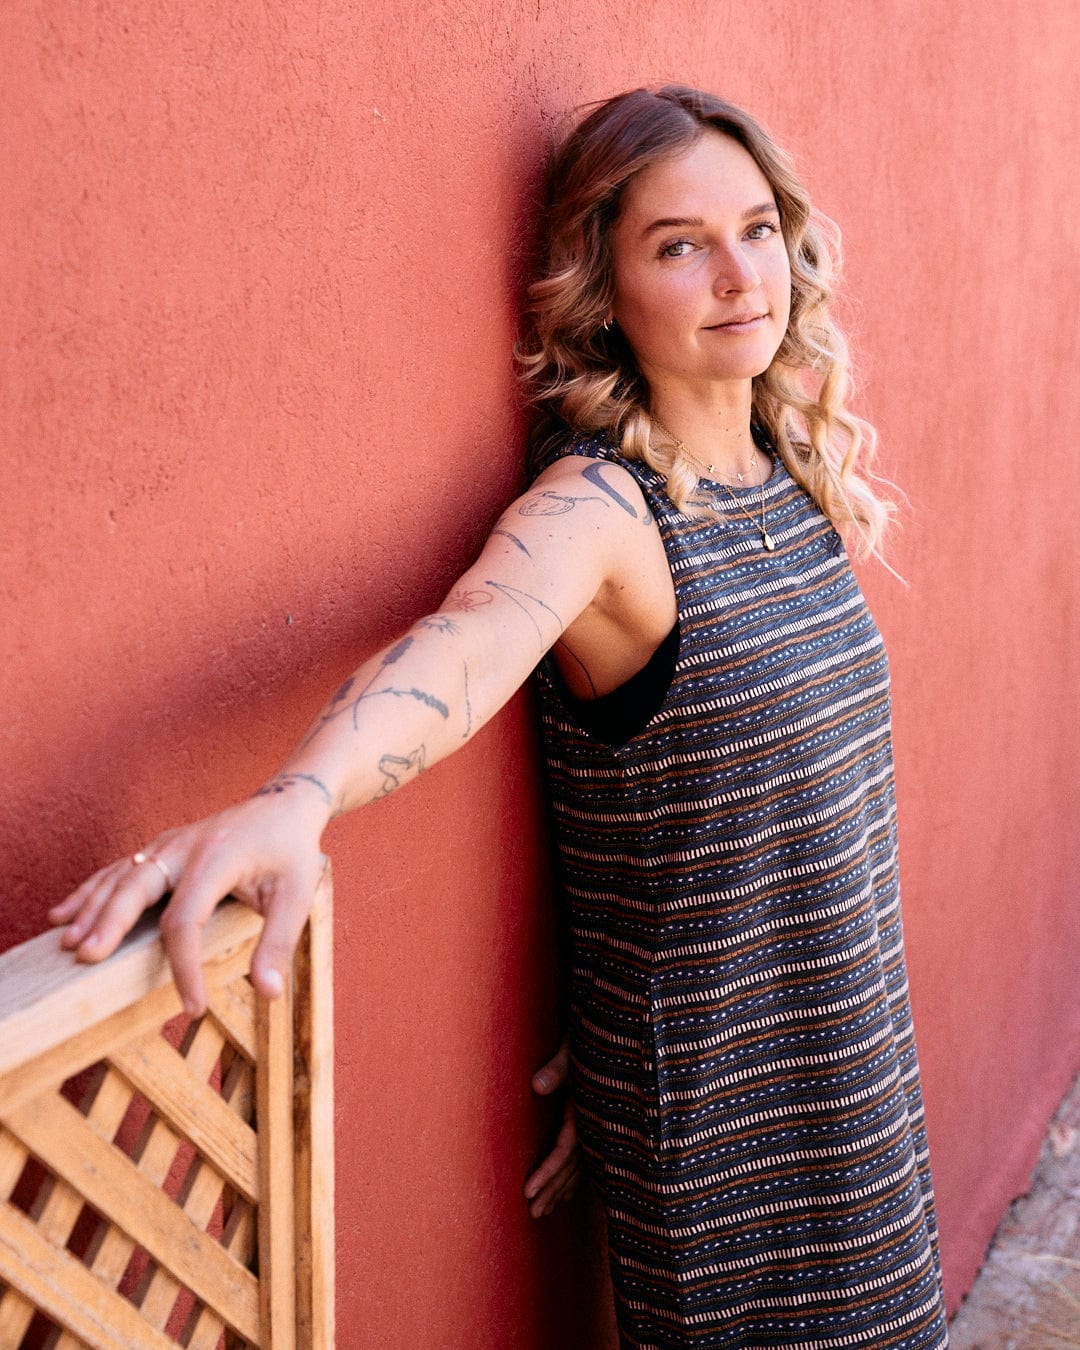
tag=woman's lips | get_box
[705,313,767,334]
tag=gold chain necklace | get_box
[651,417,776,552]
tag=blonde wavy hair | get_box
[518,85,894,557]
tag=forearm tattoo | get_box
[300,634,450,748]
[375,745,426,798]
[254,773,335,810]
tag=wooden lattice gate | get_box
[0,876,334,1349]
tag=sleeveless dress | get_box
[532,434,949,1349]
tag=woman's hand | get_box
[524,1034,581,1218]
[47,780,332,1016]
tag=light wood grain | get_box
[295,869,336,1349]
[4,1092,259,1343]
[0,889,334,1347]
[0,1200,177,1350]
[256,972,297,1350]
[0,904,263,1077]
[110,1032,258,1203]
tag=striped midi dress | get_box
[533,436,948,1349]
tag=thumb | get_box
[532,1036,570,1095]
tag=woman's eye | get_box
[746,221,781,241]
[659,239,695,259]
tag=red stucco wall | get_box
[5,2,1079,1343]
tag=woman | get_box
[50,86,949,1347]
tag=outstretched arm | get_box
[49,455,659,1014]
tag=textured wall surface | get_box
[4,1,1079,1342]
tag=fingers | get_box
[525,1100,580,1217]
[50,856,168,958]
[531,1034,571,1095]
[528,1163,581,1218]
[158,848,257,1017]
[526,1149,582,1218]
[248,870,318,1002]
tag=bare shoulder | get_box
[514,452,655,528]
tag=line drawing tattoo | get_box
[376,745,426,798]
[581,461,638,517]
[449,588,493,611]
[420,614,461,635]
[463,661,472,738]
[358,686,450,718]
[254,773,335,809]
[555,638,599,699]
[518,490,606,516]
[383,636,414,664]
[492,529,532,557]
[301,632,434,746]
[484,579,564,640]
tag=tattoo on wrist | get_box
[255,773,335,810]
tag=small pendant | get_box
[762,531,776,551]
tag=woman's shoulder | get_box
[528,427,628,482]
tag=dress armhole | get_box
[544,622,679,748]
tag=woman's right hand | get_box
[47,779,333,1016]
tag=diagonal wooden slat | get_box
[3,1092,259,1343]
[109,1033,258,1203]
[184,1191,258,1350]
[221,1050,255,1125]
[2,1064,133,1348]
[0,884,334,1349]
[0,905,263,1078]
[0,1199,176,1350]
[208,977,257,1062]
[0,938,256,1118]
[0,1129,42,1344]
[0,1129,30,1198]
[45,1020,233,1350]
[130,1020,242,1332]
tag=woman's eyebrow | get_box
[640,202,780,239]
[640,215,704,237]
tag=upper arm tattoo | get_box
[484,580,564,640]
[518,490,606,516]
[580,461,638,518]
[492,529,532,557]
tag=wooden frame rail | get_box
[0,875,334,1349]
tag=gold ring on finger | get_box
[132,851,174,891]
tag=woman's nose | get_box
[713,245,761,294]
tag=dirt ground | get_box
[948,1072,1080,1349]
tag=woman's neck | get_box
[647,385,763,481]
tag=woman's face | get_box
[610,130,792,397]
